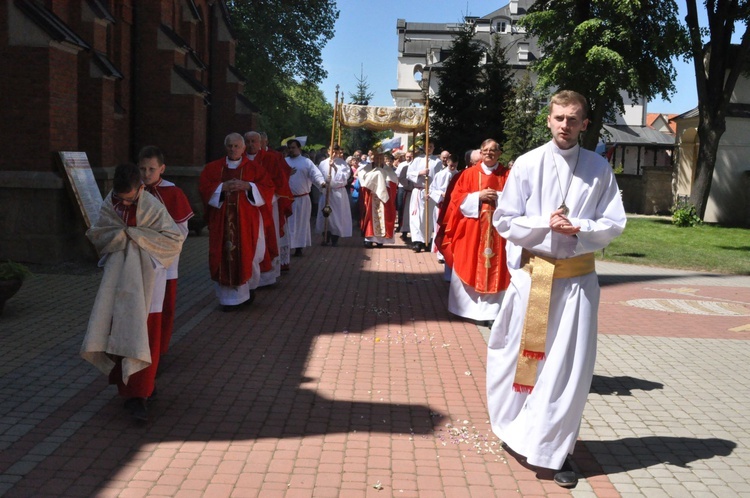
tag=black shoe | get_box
[364,241,374,248]
[330,235,339,247]
[244,291,256,307]
[124,397,148,422]
[293,248,303,257]
[412,242,424,253]
[553,459,578,488]
[222,304,239,312]
[376,243,383,247]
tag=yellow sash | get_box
[513,250,596,392]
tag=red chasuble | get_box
[199,156,275,285]
[438,163,511,294]
[255,149,294,234]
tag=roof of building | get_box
[647,113,678,134]
[481,0,535,19]
[602,124,675,146]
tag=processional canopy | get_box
[338,104,426,133]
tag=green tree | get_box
[477,34,514,147]
[226,0,339,144]
[502,72,548,162]
[684,0,750,219]
[264,81,332,149]
[431,25,513,166]
[520,0,688,150]
[341,70,384,153]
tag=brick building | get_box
[0,0,257,263]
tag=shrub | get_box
[671,197,702,227]
[0,261,32,281]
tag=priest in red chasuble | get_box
[437,138,511,323]
[199,133,275,311]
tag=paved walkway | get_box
[1,230,749,497]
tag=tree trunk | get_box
[581,98,606,151]
[690,115,725,219]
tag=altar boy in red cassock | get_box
[199,133,275,311]
[437,138,511,324]
[81,163,184,422]
[138,146,194,355]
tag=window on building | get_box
[518,43,529,61]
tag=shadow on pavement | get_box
[590,374,664,396]
[579,436,737,477]
[2,236,452,496]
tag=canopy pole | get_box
[423,73,432,247]
[322,85,339,245]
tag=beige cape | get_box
[80,191,184,384]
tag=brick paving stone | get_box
[2,234,750,496]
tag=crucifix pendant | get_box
[558,202,569,216]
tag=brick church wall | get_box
[0,0,257,263]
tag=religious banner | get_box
[338,104,426,133]
[57,151,103,228]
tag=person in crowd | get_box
[316,145,352,247]
[81,163,184,422]
[199,133,274,311]
[395,150,414,241]
[286,139,326,257]
[359,152,399,247]
[259,132,295,272]
[429,152,459,264]
[486,90,626,488]
[244,131,293,284]
[406,143,441,252]
[348,156,363,223]
[137,146,193,356]
[437,139,510,323]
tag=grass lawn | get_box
[598,216,750,275]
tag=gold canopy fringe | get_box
[338,104,426,133]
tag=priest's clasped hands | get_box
[223,178,250,192]
[549,208,581,236]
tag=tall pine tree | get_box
[341,69,386,153]
[430,23,484,165]
[431,25,513,166]
[477,34,513,149]
[502,72,548,162]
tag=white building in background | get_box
[391,0,540,108]
[390,0,675,179]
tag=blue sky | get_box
[319,0,704,115]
